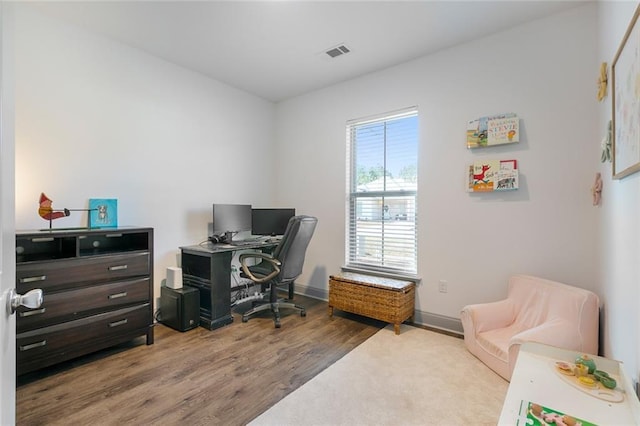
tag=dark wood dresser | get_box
[15,227,154,375]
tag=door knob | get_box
[7,288,43,315]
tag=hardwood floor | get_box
[16,295,386,426]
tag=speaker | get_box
[166,266,183,289]
[160,286,200,332]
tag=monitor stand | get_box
[224,231,234,243]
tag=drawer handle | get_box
[19,340,47,351]
[19,275,47,284]
[108,292,128,300]
[106,234,123,238]
[109,265,128,271]
[109,319,128,328]
[31,237,54,243]
[19,308,46,317]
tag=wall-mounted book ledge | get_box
[468,159,519,192]
[467,113,519,149]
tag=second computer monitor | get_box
[251,208,296,236]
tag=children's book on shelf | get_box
[467,113,519,148]
[495,159,518,191]
[468,159,518,192]
[470,159,500,192]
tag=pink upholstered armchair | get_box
[460,274,600,381]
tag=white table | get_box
[499,342,640,425]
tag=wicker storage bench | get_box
[328,272,415,335]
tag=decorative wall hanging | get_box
[612,4,640,179]
[466,113,519,149]
[597,62,608,102]
[467,159,519,192]
[601,120,612,163]
[591,172,603,206]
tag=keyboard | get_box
[230,241,254,246]
[230,238,263,246]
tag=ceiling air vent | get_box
[325,44,351,58]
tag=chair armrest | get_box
[461,299,515,334]
[239,252,281,283]
[509,318,582,351]
[506,318,584,379]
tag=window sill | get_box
[340,265,421,284]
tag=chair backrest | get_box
[272,215,318,283]
[508,274,600,329]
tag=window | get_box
[346,107,418,276]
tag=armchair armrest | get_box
[461,299,515,334]
[506,318,583,378]
[239,252,281,283]
[509,318,582,351]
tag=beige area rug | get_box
[250,324,508,426]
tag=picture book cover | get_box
[89,198,118,228]
[495,159,519,191]
[487,115,519,146]
[471,159,501,192]
[518,400,598,426]
[466,118,483,148]
[467,113,518,148]
[468,159,518,192]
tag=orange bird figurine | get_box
[38,193,70,221]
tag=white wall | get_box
[276,4,600,331]
[596,0,640,388]
[13,6,276,304]
[13,1,639,385]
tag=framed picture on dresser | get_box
[88,198,118,228]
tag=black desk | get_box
[180,241,277,330]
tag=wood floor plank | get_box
[16,296,385,426]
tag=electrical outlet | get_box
[438,280,448,293]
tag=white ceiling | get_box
[30,1,587,102]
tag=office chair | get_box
[239,215,318,328]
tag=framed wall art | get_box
[612,4,640,179]
[88,198,118,228]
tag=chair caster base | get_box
[241,299,307,327]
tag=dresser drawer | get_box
[17,277,151,333]
[16,252,150,293]
[17,304,151,374]
[15,228,154,375]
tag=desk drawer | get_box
[17,304,151,374]
[17,252,150,292]
[16,277,151,332]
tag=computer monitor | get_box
[212,204,252,242]
[251,208,296,236]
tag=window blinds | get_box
[346,108,418,275]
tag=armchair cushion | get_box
[461,274,600,381]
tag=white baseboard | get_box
[293,282,463,336]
